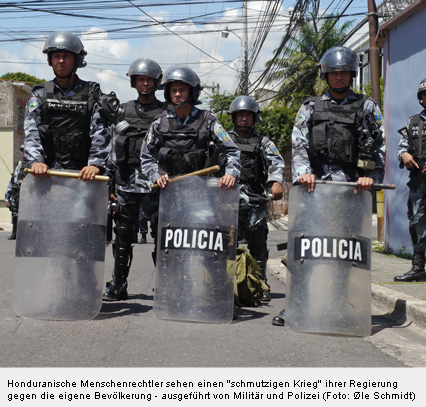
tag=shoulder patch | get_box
[374,109,382,126]
[216,125,230,142]
[28,97,40,113]
[269,142,280,155]
[297,112,306,125]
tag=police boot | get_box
[257,260,271,302]
[394,252,426,282]
[8,216,17,240]
[103,216,133,301]
[272,308,285,326]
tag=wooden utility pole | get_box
[367,0,384,242]
[367,0,381,107]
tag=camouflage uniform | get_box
[104,99,167,299]
[140,105,241,261]
[141,106,240,186]
[395,110,426,281]
[5,159,29,239]
[24,76,109,172]
[292,90,385,184]
[229,129,284,259]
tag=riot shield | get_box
[154,176,239,323]
[13,172,108,320]
[286,184,372,336]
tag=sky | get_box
[0,0,369,106]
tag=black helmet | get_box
[319,46,360,79]
[127,58,163,89]
[43,30,87,70]
[161,64,203,105]
[417,78,426,106]
[229,96,262,123]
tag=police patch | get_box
[216,126,230,142]
[374,109,382,125]
[297,112,306,125]
[28,97,39,113]
[269,142,280,155]
[146,133,153,145]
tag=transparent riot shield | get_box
[13,172,108,320]
[154,176,239,324]
[286,184,372,336]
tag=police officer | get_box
[140,64,241,256]
[4,145,29,240]
[394,78,426,282]
[272,46,386,326]
[103,58,168,301]
[228,96,285,302]
[24,30,109,180]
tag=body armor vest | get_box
[116,100,167,166]
[156,109,214,176]
[308,95,367,167]
[407,114,426,157]
[230,132,266,185]
[37,81,96,169]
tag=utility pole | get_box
[367,0,384,242]
[367,0,381,108]
[240,1,249,95]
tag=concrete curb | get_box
[267,256,426,337]
[372,283,426,337]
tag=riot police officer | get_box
[272,46,386,326]
[394,78,426,282]
[140,64,241,258]
[228,96,285,302]
[103,58,168,301]
[24,30,109,180]
[4,145,28,240]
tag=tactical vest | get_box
[36,81,97,169]
[308,95,367,167]
[229,132,266,185]
[156,109,215,176]
[407,114,426,157]
[115,100,167,166]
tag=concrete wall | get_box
[382,8,426,254]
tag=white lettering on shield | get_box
[300,238,362,261]
[164,228,224,252]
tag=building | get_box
[376,0,426,254]
[0,80,31,223]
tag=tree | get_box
[0,72,46,87]
[265,14,354,107]
[207,91,237,132]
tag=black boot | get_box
[257,260,271,302]
[8,216,17,240]
[394,252,426,282]
[103,280,128,301]
[103,215,132,301]
[272,309,285,326]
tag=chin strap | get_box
[175,97,190,109]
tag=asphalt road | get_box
[0,229,411,368]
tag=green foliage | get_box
[355,77,384,107]
[0,72,46,87]
[256,103,298,149]
[207,91,236,132]
[266,14,353,106]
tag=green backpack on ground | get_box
[234,246,269,307]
